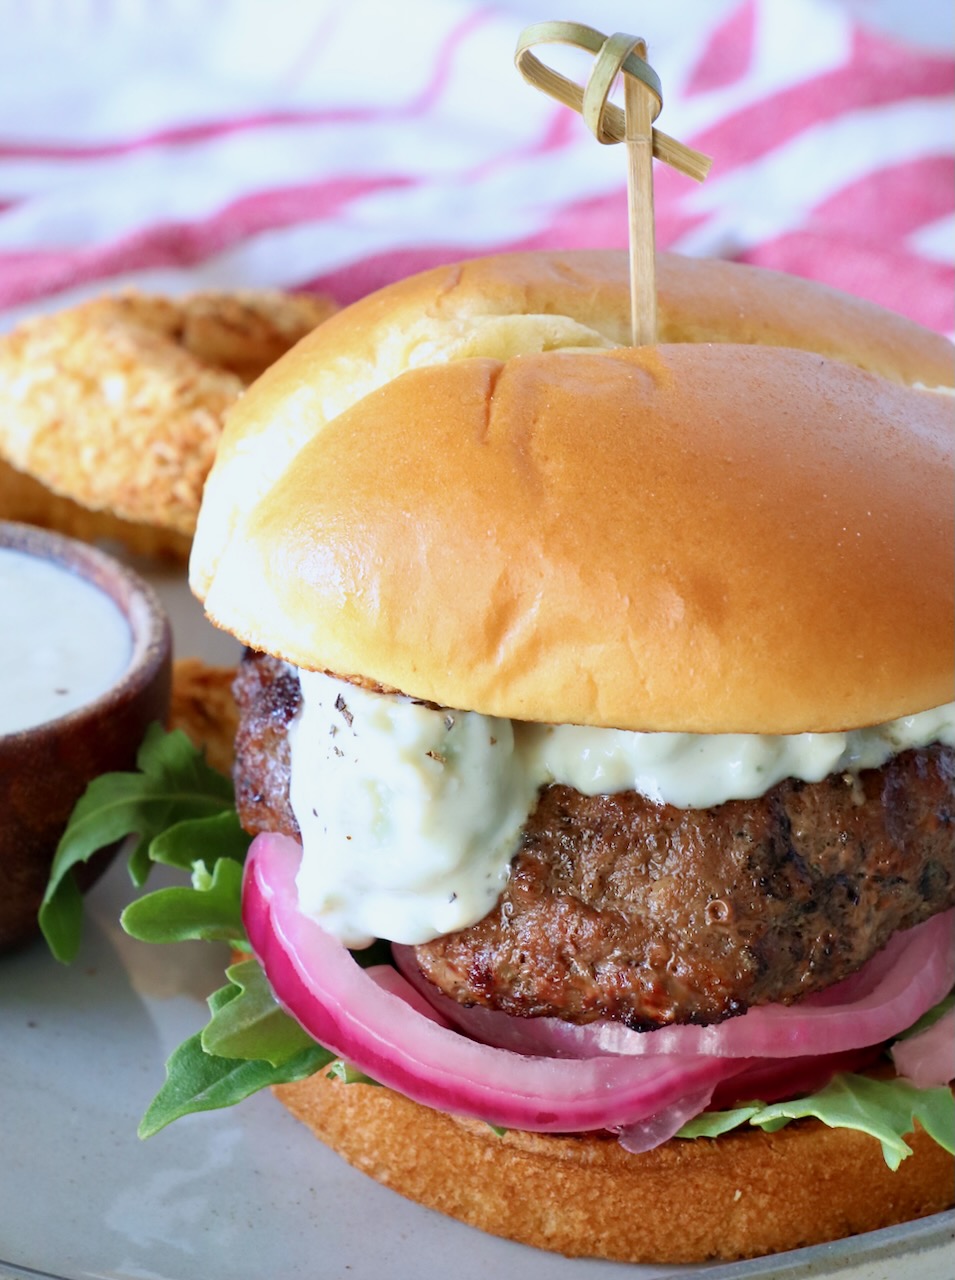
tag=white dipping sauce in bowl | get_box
[0,546,133,734]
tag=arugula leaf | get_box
[677,1071,955,1170]
[121,856,245,945]
[139,983,334,1138]
[325,1059,381,1086]
[149,809,250,873]
[200,959,320,1066]
[36,872,85,968]
[677,1104,762,1139]
[40,725,236,962]
[754,1074,955,1169]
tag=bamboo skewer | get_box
[620,38,657,345]
[515,21,712,346]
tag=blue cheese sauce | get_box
[0,547,132,735]
[288,669,955,947]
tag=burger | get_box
[92,251,955,1262]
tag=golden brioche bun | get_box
[191,252,953,732]
[274,1069,953,1264]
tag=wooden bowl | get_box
[0,520,172,950]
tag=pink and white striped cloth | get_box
[0,0,951,334]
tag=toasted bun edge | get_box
[273,1070,954,1264]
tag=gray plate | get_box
[1,573,950,1280]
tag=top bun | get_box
[191,252,954,733]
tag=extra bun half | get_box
[0,288,335,557]
[274,1070,953,1264]
[191,252,953,732]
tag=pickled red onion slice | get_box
[377,956,880,1109]
[243,833,752,1133]
[616,1085,718,1154]
[393,908,955,1060]
[365,964,454,1028]
[891,1006,955,1088]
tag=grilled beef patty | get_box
[233,651,955,1028]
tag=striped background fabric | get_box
[0,0,952,335]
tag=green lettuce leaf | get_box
[677,1071,955,1170]
[40,725,236,962]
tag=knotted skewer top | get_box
[515,21,712,345]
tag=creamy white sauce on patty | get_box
[288,669,955,947]
[0,547,132,735]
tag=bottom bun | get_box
[273,1070,953,1264]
